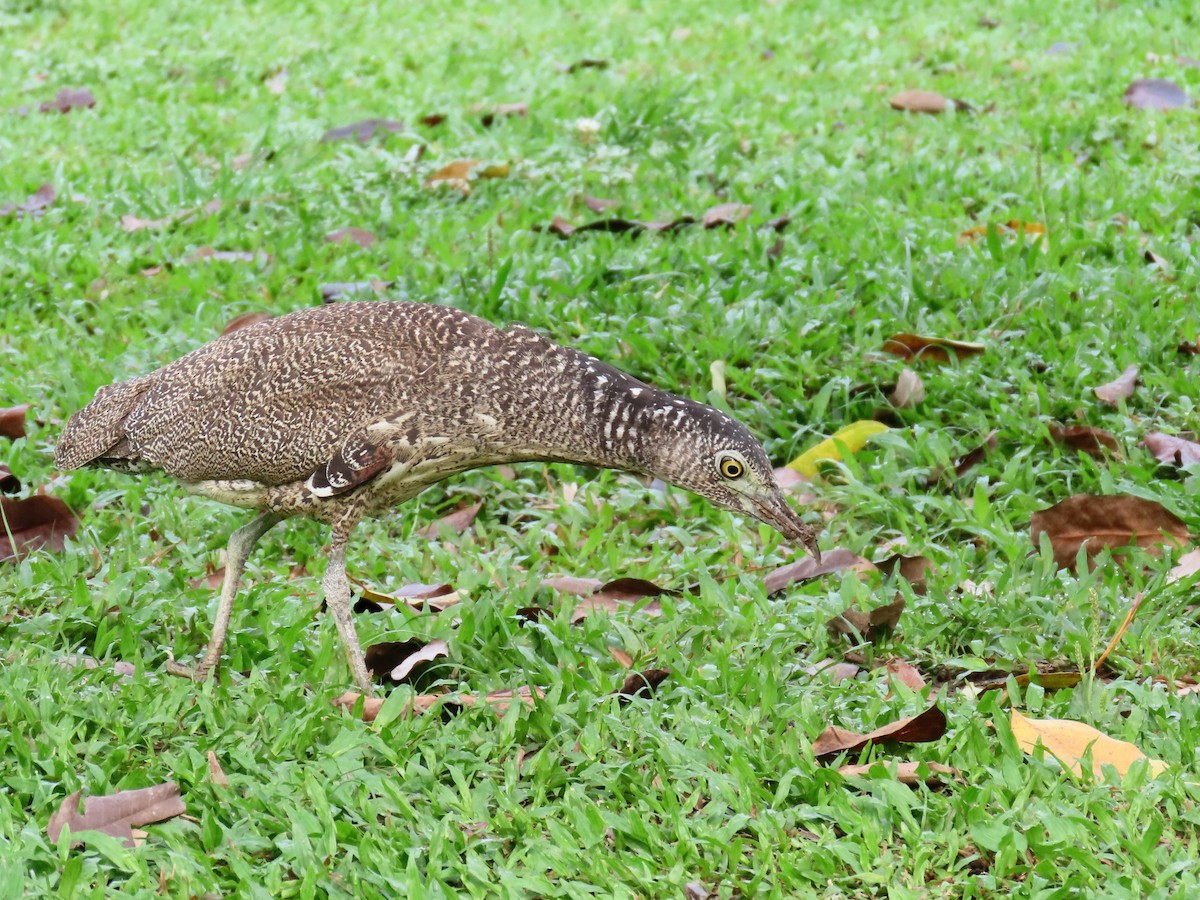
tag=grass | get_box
[3,0,1200,895]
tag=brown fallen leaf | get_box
[889,368,925,408]
[702,203,752,229]
[324,227,377,248]
[614,668,670,702]
[875,555,933,593]
[418,502,482,539]
[763,548,874,595]
[837,761,958,786]
[321,118,405,143]
[47,782,185,848]
[584,195,621,214]
[119,198,221,233]
[607,646,634,669]
[957,220,1047,245]
[0,184,56,219]
[684,882,712,900]
[1031,494,1188,569]
[364,638,450,683]
[888,89,969,113]
[425,159,479,191]
[1168,548,1200,583]
[886,658,927,692]
[942,429,998,480]
[39,88,95,114]
[0,404,29,440]
[1094,365,1138,405]
[222,311,272,336]
[1049,424,1119,458]
[57,655,136,679]
[882,333,985,364]
[186,247,258,264]
[206,751,229,788]
[827,596,905,643]
[540,575,604,595]
[1122,79,1194,110]
[0,495,80,562]
[319,280,393,302]
[480,102,528,127]
[334,685,543,723]
[560,58,610,74]
[190,563,226,592]
[1143,432,1200,467]
[1010,709,1167,778]
[812,703,947,761]
[764,214,791,232]
[0,465,20,494]
[546,215,697,238]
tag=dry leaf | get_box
[889,89,951,113]
[540,575,604,595]
[0,404,29,440]
[827,596,905,642]
[47,783,185,848]
[584,195,621,214]
[1143,432,1200,467]
[1010,709,1167,778]
[0,495,80,562]
[363,638,450,683]
[701,203,752,229]
[560,58,610,74]
[324,227,377,248]
[1031,493,1188,569]
[57,655,136,679]
[0,184,56,219]
[1168,548,1200,583]
[321,119,405,143]
[546,215,697,238]
[1048,424,1119,458]
[607,646,633,668]
[875,554,932,593]
[837,761,958,786]
[334,685,543,723]
[206,752,228,788]
[0,466,20,494]
[120,198,222,233]
[886,659,927,692]
[957,220,1046,245]
[946,429,998,479]
[1122,79,1194,110]
[39,88,95,114]
[889,368,925,407]
[480,102,528,126]
[1094,365,1138,405]
[418,502,482,539]
[812,704,946,761]
[763,548,874,594]
[425,159,478,191]
[882,333,985,364]
[787,421,889,476]
[222,311,272,336]
[614,668,670,702]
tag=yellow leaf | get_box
[1010,709,1168,778]
[787,421,889,477]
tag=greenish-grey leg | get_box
[322,525,374,695]
[166,512,282,683]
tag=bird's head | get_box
[635,394,820,559]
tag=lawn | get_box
[3,0,1200,896]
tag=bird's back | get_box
[56,302,531,485]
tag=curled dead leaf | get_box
[882,333,985,364]
[889,89,950,113]
[47,782,185,848]
[1031,493,1188,569]
[1142,432,1200,467]
[0,184,56,219]
[0,404,30,440]
[0,465,19,494]
[812,704,947,761]
[1093,365,1138,405]
[763,548,874,594]
[1048,424,1119,458]
[0,495,80,562]
[827,595,905,643]
[701,203,752,229]
[325,227,377,248]
[417,501,481,539]
[614,668,670,702]
[889,368,925,407]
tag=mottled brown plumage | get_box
[57,301,818,694]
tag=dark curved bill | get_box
[751,493,821,561]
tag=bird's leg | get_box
[322,525,374,695]
[165,512,282,683]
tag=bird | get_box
[55,301,819,695]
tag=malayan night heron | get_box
[56,301,819,695]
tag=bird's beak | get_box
[750,492,821,561]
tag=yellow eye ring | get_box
[719,457,744,479]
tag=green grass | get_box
[4,0,1200,895]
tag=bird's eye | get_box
[718,455,744,479]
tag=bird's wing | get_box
[306,423,396,498]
